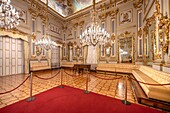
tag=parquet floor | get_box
[0,69,136,109]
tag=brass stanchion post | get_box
[122,75,130,105]
[59,69,64,88]
[26,72,36,102]
[84,68,90,94]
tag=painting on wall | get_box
[119,9,132,25]
[40,0,101,17]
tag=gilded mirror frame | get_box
[118,31,135,64]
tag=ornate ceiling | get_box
[40,0,101,17]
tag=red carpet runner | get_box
[0,86,165,113]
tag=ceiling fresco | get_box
[40,0,101,17]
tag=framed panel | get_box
[12,59,16,65]
[111,20,115,33]
[138,10,142,29]
[18,66,22,73]
[120,9,132,25]
[5,67,10,75]
[12,66,16,75]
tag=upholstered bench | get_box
[96,63,137,74]
[30,60,51,71]
[132,66,170,102]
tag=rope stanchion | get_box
[129,76,170,86]
[0,76,29,95]
[26,72,36,102]
[90,73,123,80]
[122,75,130,105]
[84,68,90,94]
[34,70,60,80]
[59,69,64,88]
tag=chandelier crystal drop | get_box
[0,0,21,29]
[80,0,110,46]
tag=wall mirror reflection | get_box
[118,31,135,64]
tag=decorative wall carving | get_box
[133,0,143,9]
[49,23,61,34]
[119,9,132,25]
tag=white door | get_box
[51,46,60,68]
[0,36,24,76]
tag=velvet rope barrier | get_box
[0,76,29,95]
[34,70,60,80]
[128,76,170,86]
[64,70,80,77]
[90,73,123,80]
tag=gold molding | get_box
[133,0,143,9]
[138,28,142,37]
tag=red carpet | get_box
[0,86,165,113]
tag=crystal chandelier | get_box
[80,0,110,46]
[35,36,58,51]
[35,0,57,51]
[0,0,21,29]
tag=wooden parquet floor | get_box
[0,69,136,108]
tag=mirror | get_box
[67,42,73,62]
[118,31,135,64]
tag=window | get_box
[32,20,35,33]
[112,20,115,33]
